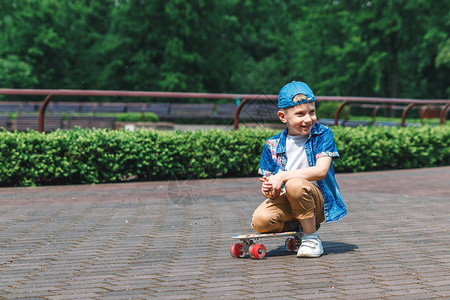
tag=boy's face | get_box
[278,102,316,136]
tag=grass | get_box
[5,111,446,126]
[345,115,442,125]
[6,112,159,122]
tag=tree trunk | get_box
[389,31,399,117]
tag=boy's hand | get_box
[266,172,285,198]
[259,176,273,198]
[259,174,284,199]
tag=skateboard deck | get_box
[230,231,303,259]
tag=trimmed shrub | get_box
[332,126,450,172]
[0,125,448,187]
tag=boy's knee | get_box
[285,177,316,214]
[285,177,311,195]
[251,211,284,233]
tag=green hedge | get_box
[333,126,449,172]
[0,126,448,187]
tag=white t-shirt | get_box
[285,134,318,186]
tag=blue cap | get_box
[278,81,315,109]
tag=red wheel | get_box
[249,243,266,259]
[230,243,245,258]
[285,237,298,252]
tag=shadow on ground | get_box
[266,241,358,257]
[322,241,358,255]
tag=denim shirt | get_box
[258,123,347,223]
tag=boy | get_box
[252,81,347,258]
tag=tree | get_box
[0,0,448,99]
[0,55,37,88]
[226,0,292,94]
[285,0,449,99]
[96,0,236,93]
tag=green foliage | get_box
[0,55,37,88]
[0,1,448,98]
[332,125,450,172]
[286,0,450,98]
[0,126,448,187]
[115,112,159,122]
[316,102,342,119]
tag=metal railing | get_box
[323,96,450,127]
[0,88,448,132]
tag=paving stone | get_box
[46,293,101,300]
[0,166,448,298]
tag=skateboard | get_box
[230,231,303,259]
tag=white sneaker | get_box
[297,235,323,258]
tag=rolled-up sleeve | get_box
[258,142,277,176]
[315,128,339,160]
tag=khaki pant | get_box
[251,177,325,233]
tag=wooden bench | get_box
[124,103,171,121]
[65,116,116,129]
[212,102,280,122]
[0,102,40,113]
[52,103,82,113]
[240,103,279,121]
[21,104,38,113]
[0,115,9,130]
[213,104,237,120]
[255,103,279,121]
[167,103,214,120]
[143,103,171,118]
[0,103,21,112]
[79,104,97,113]
[125,103,146,113]
[95,104,126,114]
[419,105,444,120]
[15,115,63,132]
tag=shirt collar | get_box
[275,128,288,154]
[275,123,325,154]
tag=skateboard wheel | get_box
[285,237,298,252]
[230,243,245,258]
[249,243,266,259]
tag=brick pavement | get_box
[0,166,448,299]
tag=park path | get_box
[0,166,448,299]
